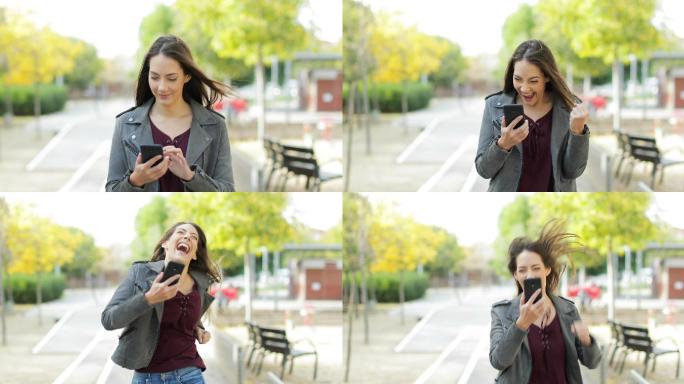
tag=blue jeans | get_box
[132,366,204,384]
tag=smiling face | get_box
[148,53,191,107]
[513,250,552,298]
[513,59,549,108]
[161,223,199,266]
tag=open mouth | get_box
[176,243,189,254]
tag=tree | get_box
[64,39,104,91]
[424,228,466,279]
[540,0,663,130]
[531,193,661,319]
[1,12,82,135]
[4,205,80,325]
[492,195,539,277]
[177,0,309,145]
[369,13,448,131]
[131,196,171,262]
[60,228,102,278]
[368,205,441,324]
[428,38,468,91]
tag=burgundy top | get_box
[138,283,206,373]
[150,118,191,192]
[517,109,554,192]
[527,314,567,384]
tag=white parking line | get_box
[95,345,117,384]
[395,114,454,164]
[460,165,480,192]
[413,326,471,384]
[394,300,457,353]
[418,135,476,192]
[25,115,93,171]
[457,329,489,384]
[31,305,84,354]
[53,328,105,384]
[59,140,111,192]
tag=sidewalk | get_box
[344,287,684,383]
[346,97,684,192]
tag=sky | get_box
[365,193,684,247]
[0,0,341,59]
[363,0,684,57]
[0,193,341,248]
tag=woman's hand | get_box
[129,153,169,187]
[195,327,211,344]
[497,115,529,151]
[571,320,592,347]
[569,103,589,135]
[515,289,544,331]
[144,272,180,305]
[163,146,195,181]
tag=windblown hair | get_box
[503,39,576,111]
[507,220,580,296]
[150,221,221,283]
[135,35,231,108]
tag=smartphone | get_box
[140,144,163,166]
[523,277,542,304]
[503,104,525,129]
[162,261,184,286]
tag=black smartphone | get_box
[503,104,525,129]
[140,144,163,166]
[523,277,542,304]
[162,261,184,286]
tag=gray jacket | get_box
[475,91,589,191]
[101,260,216,370]
[106,98,235,192]
[489,294,602,384]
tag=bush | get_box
[344,271,429,303]
[0,85,68,116]
[343,82,433,113]
[2,273,66,304]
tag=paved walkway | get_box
[346,97,684,192]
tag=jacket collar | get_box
[126,98,219,166]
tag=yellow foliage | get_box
[5,205,80,275]
[0,10,83,86]
[369,12,449,84]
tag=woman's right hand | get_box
[497,115,529,151]
[515,289,544,330]
[144,272,180,305]
[129,153,169,187]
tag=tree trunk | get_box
[583,76,591,98]
[0,248,5,346]
[36,272,43,326]
[607,238,616,320]
[362,77,371,155]
[244,251,253,323]
[344,81,357,192]
[3,85,11,128]
[344,274,356,382]
[566,64,574,92]
[401,81,408,135]
[359,221,369,344]
[399,270,405,325]
[33,82,41,138]
[255,45,266,147]
[612,56,623,132]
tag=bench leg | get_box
[643,355,650,378]
[313,352,319,380]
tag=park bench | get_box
[615,131,684,188]
[617,324,681,379]
[255,325,318,380]
[607,320,625,368]
[263,139,342,191]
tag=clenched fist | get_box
[569,103,589,135]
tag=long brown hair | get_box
[135,35,231,108]
[507,220,579,296]
[151,222,221,283]
[503,40,576,111]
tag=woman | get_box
[101,222,221,384]
[489,222,601,383]
[106,35,235,192]
[475,40,590,191]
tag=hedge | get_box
[344,271,429,303]
[343,82,433,113]
[0,85,68,116]
[2,273,66,304]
